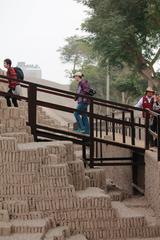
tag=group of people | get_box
[2,60,91,135]
[3,60,160,139]
[73,79,160,138]
[135,86,160,146]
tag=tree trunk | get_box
[139,67,154,87]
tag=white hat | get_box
[146,87,155,93]
[73,72,83,77]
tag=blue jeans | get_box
[74,102,90,134]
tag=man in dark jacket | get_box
[74,72,90,134]
[4,58,20,107]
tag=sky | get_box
[0,0,88,84]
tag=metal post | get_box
[28,83,37,141]
[157,115,160,161]
[89,99,94,168]
[131,110,135,145]
[122,111,126,143]
[112,112,115,141]
[145,111,149,150]
[106,59,110,115]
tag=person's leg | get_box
[12,97,18,107]
[11,87,18,107]
[5,89,12,107]
[150,117,156,146]
[74,103,85,131]
[82,103,90,134]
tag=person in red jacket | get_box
[4,58,19,107]
[135,87,155,116]
[135,87,155,146]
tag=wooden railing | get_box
[0,74,159,166]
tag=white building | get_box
[17,62,42,80]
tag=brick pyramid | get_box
[0,98,160,240]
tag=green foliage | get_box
[58,35,96,74]
[76,0,160,74]
[58,32,154,104]
[113,73,148,103]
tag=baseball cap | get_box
[73,72,83,77]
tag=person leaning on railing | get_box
[150,94,160,146]
[135,87,155,146]
[4,58,21,107]
[135,87,155,117]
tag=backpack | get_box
[14,67,24,81]
[88,88,96,96]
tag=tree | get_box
[113,73,148,104]
[58,35,108,99]
[76,0,160,86]
[58,35,96,76]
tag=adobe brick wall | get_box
[145,150,160,216]
[102,138,132,194]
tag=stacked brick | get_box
[0,101,31,137]
[37,106,61,128]
[1,98,160,239]
[145,150,160,217]
[44,226,70,240]
[68,160,86,190]
[85,168,106,189]
[18,102,62,129]
[0,209,11,236]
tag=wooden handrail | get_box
[0,74,160,163]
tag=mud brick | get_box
[1,108,10,120]
[58,141,75,162]
[0,210,9,222]
[2,200,29,215]
[85,168,106,189]
[68,160,86,190]
[40,164,67,177]
[0,222,12,236]
[0,137,17,151]
[0,124,5,134]
[44,154,58,165]
[1,132,33,144]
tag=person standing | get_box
[135,87,155,146]
[4,58,20,107]
[73,72,90,134]
[135,87,155,115]
[151,94,160,145]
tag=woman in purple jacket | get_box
[73,72,90,134]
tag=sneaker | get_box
[80,129,86,133]
[74,128,82,132]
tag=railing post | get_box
[89,98,94,168]
[139,118,141,140]
[145,111,149,150]
[112,112,115,141]
[28,83,37,141]
[157,115,160,161]
[131,110,135,145]
[122,111,126,143]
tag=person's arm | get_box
[135,97,143,108]
[8,68,17,89]
[153,102,160,112]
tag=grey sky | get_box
[0,0,87,84]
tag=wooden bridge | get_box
[0,74,160,172]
